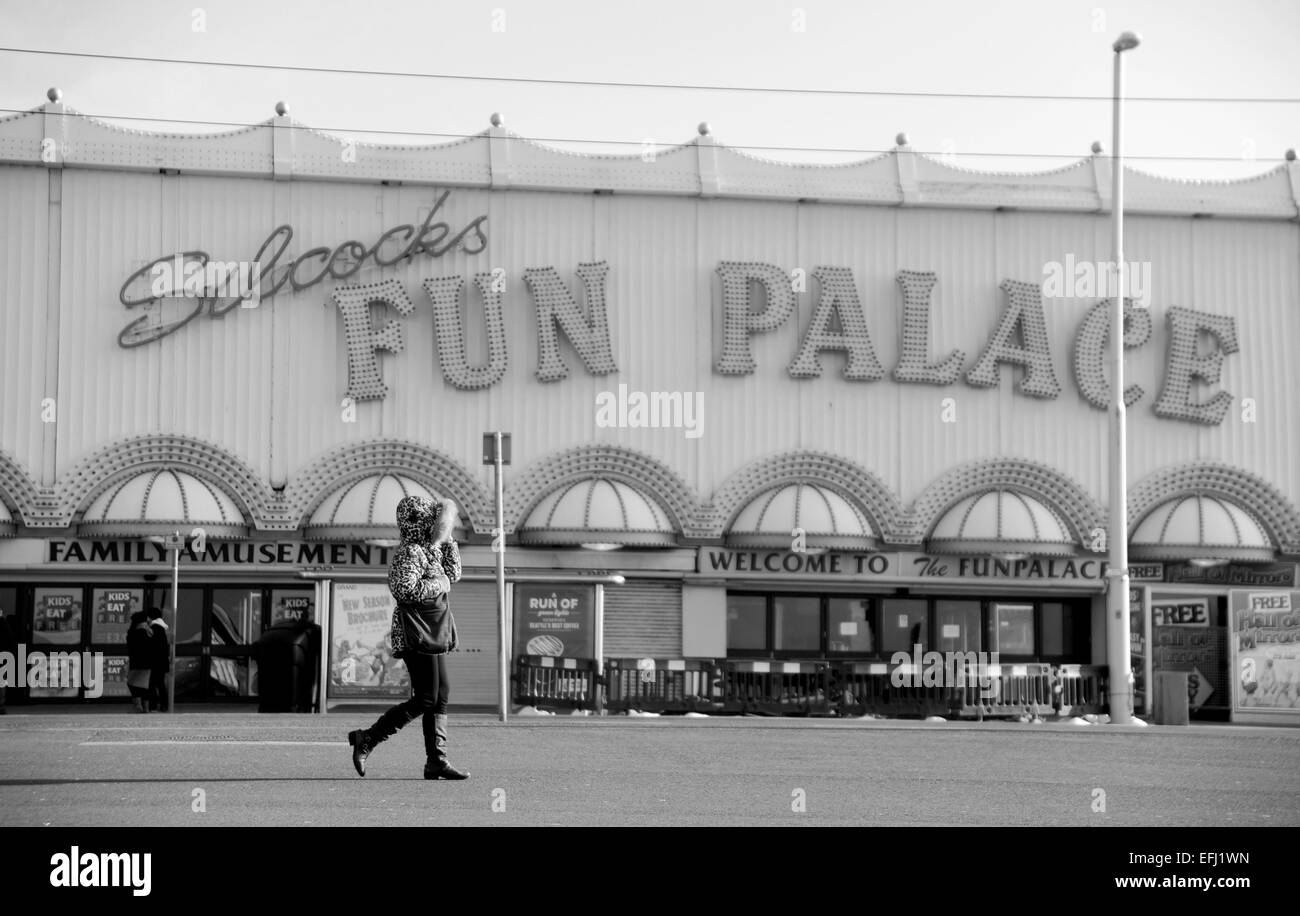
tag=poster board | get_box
[32,587,83,645]
[1230,589,1300,724]
[512,584,596,660]
[328,582,408,699]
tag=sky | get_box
[0,0,1296,179]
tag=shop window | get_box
[936,600,981,653]
[90,587,143,646]
[828,598,874,654]
[881,598,927,654]
[210,657,257,697]
[32,586,84,645]
[155,588,205,644]
[726,594,767,652]
[173,656,203,701]
[774,596,820,652]
[0,587,18,641]
[211,589,263,646]
[992,602,1035,655]
[270,589,315,625]
[1041,601,1089,659]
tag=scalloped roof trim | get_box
[3,99,1291,190]
[59,105,266,141]
[715,144,894,171]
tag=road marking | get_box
[80,739,345,746]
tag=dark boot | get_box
[348,705,414,777]
[423,714,469,780]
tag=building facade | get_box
[1,94,1298,721]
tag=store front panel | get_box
[724,591,1092,664]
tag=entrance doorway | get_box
[154,585,316,703]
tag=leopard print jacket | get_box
[388,495,463,656]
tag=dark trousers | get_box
[149,669,168,711]
[368,653,450,755]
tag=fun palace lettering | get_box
[116,202,1239,424]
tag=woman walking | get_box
[348,495,469,780]
[126,611,154,713]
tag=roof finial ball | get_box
[47,87,62,103]
[490,112,503,127]
[274,101,288,117]
[698,122,711,136]
[1091,141,1104,154]
[895,132,909,147]
[1287,148,1297,162]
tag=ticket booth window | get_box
[880,599,928,654]
[726,594,767,653]
[828,598,874,653]
[773,596,820,653]
[992,603,1035,655]
[936,600,982,653]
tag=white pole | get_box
[495,432,508,723]
[316,578,330,715]
[594,583,604,715]
[169,532,179,715]
[1106,31,1141,724]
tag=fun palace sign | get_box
[117,192,1239,426]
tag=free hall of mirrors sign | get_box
[117,193,1241,426]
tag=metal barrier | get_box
[718,659,833,716]
[513,655,600,711]
[950,662,1051,718]
[512,655,1108,718]
[834,660,944,717]
[604,658,721,713]
[949,662,1109,719]
[1056,664,1107,716]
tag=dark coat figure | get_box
[147,608,171,711]
[255,611,322,712]
[126,611,154,713]
[348,495,468,780]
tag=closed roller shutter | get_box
[603,580,682,658]
[443,582,498,708]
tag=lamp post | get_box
[1106,30,1141,724]
[483,432,511,723]
[148,531,185,714]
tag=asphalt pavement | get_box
[0,711,1296,827]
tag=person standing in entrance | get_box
[147,607,171,711]
[126,611,155,713]
[348,496,469,780]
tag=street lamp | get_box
[1106,30,1141,724]
[147,531,186,714]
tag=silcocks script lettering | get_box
[117,190,488,347]
[50,846,151,896]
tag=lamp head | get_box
[1113,31,1141,52]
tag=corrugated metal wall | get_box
[0,167,52,481]
[1,168,1297,523]
[603,580,683,657]
[442,581,498,706]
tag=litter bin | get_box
[1153,671,1189,725]
[255,619,320,713]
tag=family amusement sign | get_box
[116,192,1239,425]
